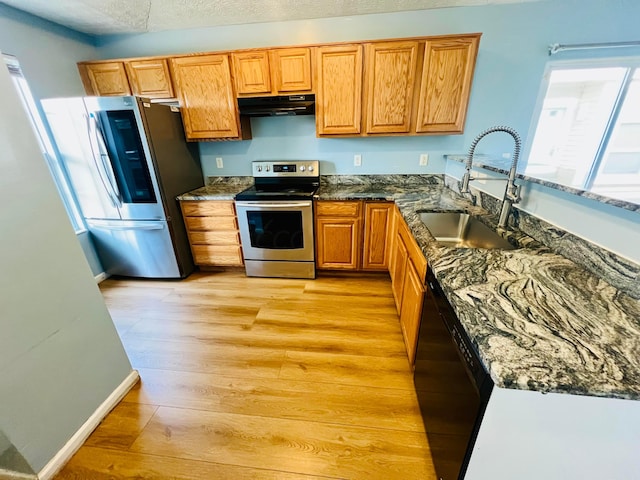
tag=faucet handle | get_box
[508,183,521,203]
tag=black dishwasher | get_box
[414,267,493,480]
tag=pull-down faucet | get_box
[460,125,522,229]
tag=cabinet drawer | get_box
[192,245,244,266]
[181,200,236,217]
[316,200,361,217]
[188,231,240,245]
[185,216,238,231]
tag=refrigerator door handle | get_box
[87,221,165,231]
[87,113,123,207]
[85,114,119,208]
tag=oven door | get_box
[235,200,314,262]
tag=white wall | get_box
[0,51,132,474]
[466,387,640,479]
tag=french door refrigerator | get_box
[42,96,204,278]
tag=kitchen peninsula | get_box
[180,172,640,479]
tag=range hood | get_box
[238,94,315,117]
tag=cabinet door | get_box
[171,54,246,140]
[316,45,363,135]
[362,202,393,270]
[125,59,174,98]
[390,231,408,312]
[364,41,418,134]
[271,48,312,93]
[316,217,361,270]
[400,259,425,365]
[233,51,272,94]
[415,35,480,134]
[82,62,131,96]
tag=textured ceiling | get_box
[1,0,539,35]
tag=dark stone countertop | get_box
[319,178,640,401]
[178,174,640,400]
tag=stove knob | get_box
[266,165,270,172]
[256,166,262,172]
[300,165,306,172]
[308,165,314,172]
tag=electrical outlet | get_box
[419,154,429,166]
[354,154,362,167]
[216,157,223,168]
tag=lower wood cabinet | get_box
[315,201,362,270]
[389,205,427,365]
[315,200,393,271]
[180,200,244,267]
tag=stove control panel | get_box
[252,160,319,178]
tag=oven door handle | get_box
[235,201,312,209]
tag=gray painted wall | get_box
[95,0,640,263]
[0,38,132,480]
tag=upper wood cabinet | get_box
[77,33,480,140]
[364,41,419,134]
[232,51,272,94]
[416,35,480,134]
[79,62,131,96]
[316,45,363,136]
[232,47,312,95]
[271,48,312,93]
[124,59,174,98]
[170,54,251,141]
[79,59,174,98]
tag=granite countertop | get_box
[179,175,640,400]
[319,178,640,401]
[177,177,253,201]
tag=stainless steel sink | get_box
[419,212,516,250]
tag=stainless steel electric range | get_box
[235,160,320,279]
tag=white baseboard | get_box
[37,370,140,480]
[94,272,109,284]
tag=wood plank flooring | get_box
[55,270,438,479]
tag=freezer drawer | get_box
[88,219,180,278]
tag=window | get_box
[3,54,85,232]
[524,59,640,204]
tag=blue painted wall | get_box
[95,0,640,177]
[94,0,640,262]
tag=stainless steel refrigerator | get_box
[42,96,204,278]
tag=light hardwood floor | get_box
[55,270,438,479]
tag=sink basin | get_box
[419,212,516,250]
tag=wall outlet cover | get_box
[216,157,223,168]
[354,154,362,167]
[420,154,429,166]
